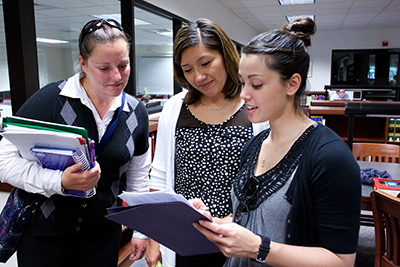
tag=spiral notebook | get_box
[30,146,90,171]
[30,146,95,198]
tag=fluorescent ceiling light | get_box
[135,18,152,26]
[279,0,314,5]
[155,30,172,38]
[92,14,152,26]
[36,37,69,44]
[286,15,315,23]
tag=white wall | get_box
[308,27,400,92]
[38,45,79,88]
[0,46,9,93]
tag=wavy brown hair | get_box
[173,18,240,104]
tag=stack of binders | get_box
[1,116,96,198]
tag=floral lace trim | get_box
[233,125,316,210]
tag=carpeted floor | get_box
[355,224,375,267]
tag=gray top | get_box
[224,171,295,267]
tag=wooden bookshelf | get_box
[307,100,398,144]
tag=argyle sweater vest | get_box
[16,80,149,236]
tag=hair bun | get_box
[284,16,316,47]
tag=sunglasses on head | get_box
[79,19,124,53]
[233,176,259,226]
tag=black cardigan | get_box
[240,123,361,254]
[16,80,149,236]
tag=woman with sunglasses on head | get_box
[147,18,267,267]
[193,17,361,267]
[0,19,150,266]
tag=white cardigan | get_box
[149,90,268,267]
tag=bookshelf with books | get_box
[387,117,400,144]
[308,100,398,145]
[388,118,396,142]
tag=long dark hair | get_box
[173,18,240,104]
[243,16,316,108]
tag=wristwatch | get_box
[252,235,271,263]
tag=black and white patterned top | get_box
[174,103,253,218]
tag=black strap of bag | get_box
[0,188,46,263]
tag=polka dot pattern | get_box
[174,106,253,218]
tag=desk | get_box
[359,161,400,226]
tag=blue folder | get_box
[106,202,220,256]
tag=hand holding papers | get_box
[1,116,96,198]
[106,189,220,256]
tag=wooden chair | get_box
[352,143,400,163]
[371,190,400,267]
[118,226,134,267]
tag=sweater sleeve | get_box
[149,91,185,191]
[149,100,173,191]
[310,135,361,253]
[0,83,65,197]
[126,147,151,193]
[0,136,63,197]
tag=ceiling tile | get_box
[223,1,244,8]
[3,0,400,49]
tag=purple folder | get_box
[106,202,220,256]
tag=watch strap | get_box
[252,235,270,263]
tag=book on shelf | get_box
[388,117,395,142]
[310,116,324,125]
[395,118,400,142]
[1,116,95,198]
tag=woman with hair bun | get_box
[193,17,361,267]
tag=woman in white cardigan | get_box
[146,19,267,267]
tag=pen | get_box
[89,139,95,168]
[200,207,209,211]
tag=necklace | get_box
[200,98,234,111]
[261,123,307,168]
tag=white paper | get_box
[2,125,87,161]
[119,189,191,207]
